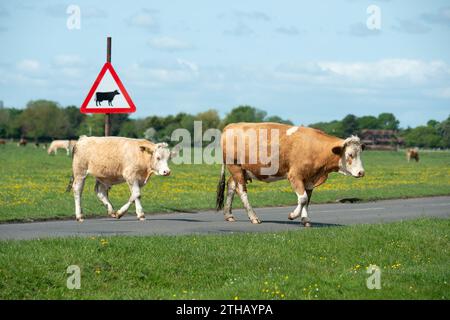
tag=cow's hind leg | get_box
[287,175,311,227]
[223,177,237,222]
[228,165,261,224]
[116,181,143,220]
[73,174,87,222]
[94,180,115,217]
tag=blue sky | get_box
[0,0,449,127]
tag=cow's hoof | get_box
[250,218,262,224]
[76,217,84,223]
[109,212,117,218]
[225,216,236,222]
[138,216,146,221]
[115,213,124,219]
[301,217,312,228]
[288,212,298,220]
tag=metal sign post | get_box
[105,37,112,136]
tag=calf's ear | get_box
[140,146,153,154]
[332,145,343,155]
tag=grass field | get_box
[0,143,450,222]
[0,218,448,299]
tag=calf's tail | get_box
[215,164,226,211]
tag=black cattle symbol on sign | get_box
[95,90,120,106]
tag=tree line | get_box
[0,99,449,148]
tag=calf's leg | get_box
[94,180,115,217]
[116,181,144,220]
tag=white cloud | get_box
[317,59,450,84]
[148,36,191,51]
[53,55,83,67]
[17,59,40,73]
[124,60,199,87]
[128,9,159,31]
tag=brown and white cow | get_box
[67,136,176,222]
[406,148,419,162]
[17,138,27,147]
[48,140,77,156]
[216,123,366,227]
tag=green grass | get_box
[0,143,450,222]
[0,218,448,299]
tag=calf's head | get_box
[332,136,366,178]
[140,142,177,176]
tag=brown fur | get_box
[406,148,419,162]
[216,122,350,226]
[221,123,343,187]
[17,138,27,147]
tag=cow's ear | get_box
[140,146,153,154]
[332,145,343,155]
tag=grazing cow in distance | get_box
[406,148,419,162]
[67,136,177,222]
[17,138,27,147]
[95,90,120,106]
[48,140,77,156]
[0,139,6,145]
[216,123,366,227]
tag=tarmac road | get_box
[0,196,449,240]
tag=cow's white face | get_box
[152,143,173,176]
[333,136,365,178]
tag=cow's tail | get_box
[65,143,77,193]
[215,163,226,211]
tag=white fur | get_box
[286,126,298,136]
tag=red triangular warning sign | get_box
[81,62,136,114]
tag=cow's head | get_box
[113,90,120,95]
[332,136,366,178]
[140,142,177,176]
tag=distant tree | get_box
[378,113,399,130]
[427,119,439,128]
[110,114,130,136]
[357,115,380,130]
[0,108,10,137]
[119,120,139,138]
[310,120,344,137]
[19,100,69,140]
[222,106,266,127]
[402,126,441,148]
[264,115,294,125]
[77,114,104,136]
[196,109,221,129]
[64,106,86,138]
[438,115,450,148]
[341,114,359,137]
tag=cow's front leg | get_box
[287,176,311,227]
[116,181,143,220]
